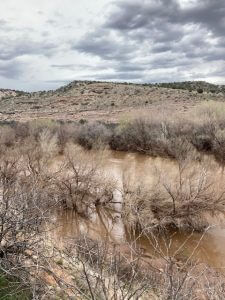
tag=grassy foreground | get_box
[0,273,30,299]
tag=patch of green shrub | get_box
[0,273,30,300]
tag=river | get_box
[50,147,225,272]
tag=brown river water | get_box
[50,148,225,272]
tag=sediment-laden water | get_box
[50,148,225,272]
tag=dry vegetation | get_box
[0,128,115,298]
[122,159,225,234]
[0,80,224,123]
[2,100,225,162]
[45,233,225,299]
[1,88,225,297]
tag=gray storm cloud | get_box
[0,0,224,90]
[75,0,225,83]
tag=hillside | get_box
[155,81,225,94]
[0,89,29,100]
[0,80,224,123]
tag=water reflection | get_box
[51,148,225,271]
[52,208,225,271]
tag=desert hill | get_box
[0,80,224,123]
[0,88,29,100]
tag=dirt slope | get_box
[0,81,224,123]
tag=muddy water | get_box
[52,148,225,271]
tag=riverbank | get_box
[1,115,225,298]
[2,100,225,164]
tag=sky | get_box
[0,0,225,91]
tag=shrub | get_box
[27,119,59,140]
[110,117,195,160]
[55,151,114,213]
[0,273,31,299]
[57,123,77,154]
[79,118,87,124]
[122,162,225,233]
[12,122,29,140]
[75,122,112,150]
[0,149,56,298]
[61,236,159,299]
[0,126,16,147]
[195,101,225,124]
[39,128,59,157]
[197,88,203,93]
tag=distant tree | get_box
[197,88,203,94]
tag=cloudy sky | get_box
[0,0,224,91]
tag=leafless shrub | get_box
[0,125,16,147]
[122,161,225,233]
[27,119,59,141]
[39,128,59,157]
[195,101,225,127]
[49,230,225,300]
[140,230,225,300]
[109,117,196,161]
[76,122,112,150]
[0,149,57,298]
[55,236,160,299]
[57,123,77,154]
[55,150,115,214]
[191,101,225,164]
[12,122,29,140]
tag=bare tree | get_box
[0,148,59,298]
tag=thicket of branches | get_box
[0,100,225,298]
[122,157,225,234]
[45,232,225,299]
[0,138,114,298]
[2,100,225,164]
